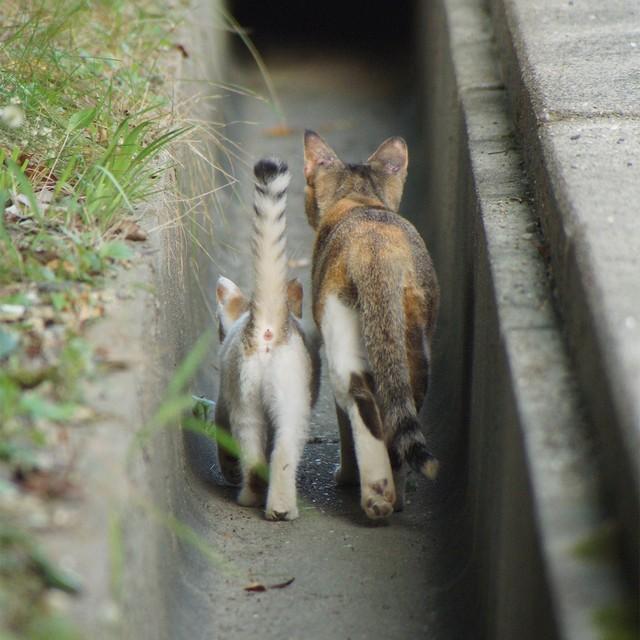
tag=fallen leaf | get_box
[4,204,30,223]
[13,467,77,499]
[174,43,189,58]
[269,577,295,590]
[114,220,148,242]
[34,188,54,213]
[263,124,298,138]
[33,249,60,265]
[96,125,108,145]
[16,152,58,188]
[24,331,43,358]
[243,577,295,593]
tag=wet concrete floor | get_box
[172,48,471,640]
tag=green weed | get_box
[0,0,195,636]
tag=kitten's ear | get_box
[303,130,341,182]
[216,276,243,306]
[216,276,248,340]
[367,137,408,175]
[287,278,303,318]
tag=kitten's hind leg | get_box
[214,400,241,485]
[264,348,310,521]
[334,402,358,486]
[234,409,268,508]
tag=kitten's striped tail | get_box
[250,157,291,343]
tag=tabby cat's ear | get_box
[303,130,341,182]
[367,137,408,175]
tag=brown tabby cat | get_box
[303,130,440,519]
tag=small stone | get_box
[0,104,25,128]
[0,304,26,321]
[570,134,581,141]
[52,506,78,528]
[45,590,74,613]
[99,600,121,625]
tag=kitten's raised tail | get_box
[250,158,291,343]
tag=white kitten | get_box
[214,158,320,521]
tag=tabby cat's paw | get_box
[361,477,396,519]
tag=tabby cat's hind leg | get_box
[322,295,396,519]
[334,402,358,486]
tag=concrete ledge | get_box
[45,2,230,636]
[489,0,640,583]
[419,0,635,637]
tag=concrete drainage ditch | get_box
[79,1,634,639]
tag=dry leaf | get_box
[33,249,60,265]
[16,152,58,188]
[94,346,130,370]
[263,124,298,138]
[13,467,77,499]
[174,43,189,58]
[114,220,148,242]
[96,125,108,145]
[269,577,295,590]
[244,577,294,593]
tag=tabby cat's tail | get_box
[250,158,291,343]
[355,259,439,480]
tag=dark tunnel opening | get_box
[229,0,417,57]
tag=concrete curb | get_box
[489,0,640,583]
[39,174,175,639]
[40,2,230,635]
[418,0,635,637]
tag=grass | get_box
[0,0,291,635]
[0,0,197,636]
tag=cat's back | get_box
[313,205,435,294]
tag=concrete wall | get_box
[417,0,635,638]
[489,0,640,583]
[90,0,638,637]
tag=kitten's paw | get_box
[237,487,263,508]
[361,478,396,520]
[334,464,358,487]
[265,503,299,521]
